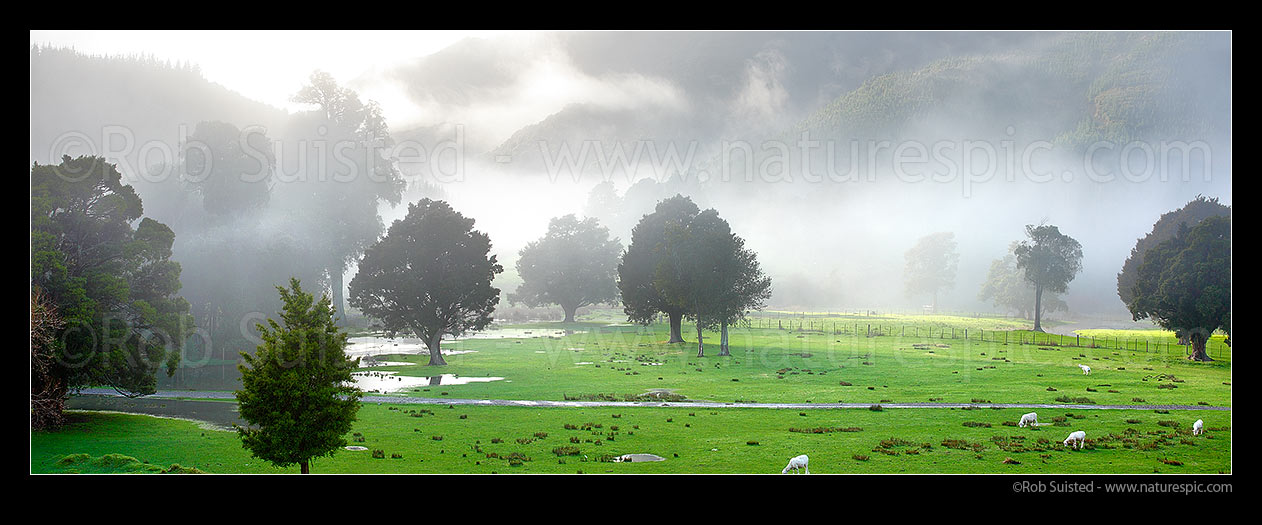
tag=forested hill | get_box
[785,32,1229,150]
[29,46,290,167]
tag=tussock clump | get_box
[1002,457,1021,465]
[853,455,869,461]
[941,439,986,452]
[746,441,760,446]
[1157,420,1180,428]
[371,449,385,459]
[838,381,853,386]
[869,405,884,412]
[552,446,581,456]
[1160,457,1183,466]
[962,422,992,428]
[790,427,862,434]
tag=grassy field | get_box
[32,404,1230,474]
[32,312,1232,474]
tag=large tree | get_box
[31,156,194,410]
[348,199,503,366]
[904,232,959,313]
[1117,195,1229,307]
[979,243,1068,320]
[1126,215,1230,362]
[510,214,622,322]
[290,71,406,322]
[618,194,700,343]
[656,209,737,357]
[1014,224,1083,332]
[713,235,772,356]
[235,278,361,474]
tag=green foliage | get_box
[618,194,700,340]
[30,156,194,398]
[511,214,622,322]
[348,199,503,365]
[1117,196,1230,306]
[1015,225,1083,331]
[235,278,362,473]
[1127,216,1231,361]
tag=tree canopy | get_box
[510,214,622,322]
[182,120,274,217]
[618,194,700,343]
[30,156,194,411]
[235,278,361,474]
[979,242,1068,320]
[1126,215,1230,361]
[1117,195,1229,307]
[348,199,503,366]
[904,232,959,312]
[1013,224,1082,332]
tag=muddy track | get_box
[74,389,1230,411]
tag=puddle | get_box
[614,453,666,463]
[357,360,413,368]
[349,371,504,393]
[574,362,594,365]
[345,446,368,451]
[640,363,664,366]
[66,396,244,430]
[346,328,587,357]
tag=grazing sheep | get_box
[1078,364,1091,375]
[1018,412,1039,428]
[782,454,809,474]
[1063,430,1086,450]
[1192,419,1204,436]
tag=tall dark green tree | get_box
[510,214,622,322]
[348,199,503,366]
[618,194,700,343]
[1117,195,1229,307]
[1014,224,1083,332]
[31,156,194,410]
[904,232,959,313]
[235,278,361,474]
[656,209,736,357]
[713,235,772,356]
[290,71,406,322]
[1126,215,1230,362]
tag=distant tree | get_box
[1117,196,1229,307]
[181,121,274,216]
[348,199,503,366]
[1014,224,1083,332]
[903,232,959,313]
[583,181,622,233]
[656,209,736,357]
[713,236,772,356]
[1126,215,1231,362]
[235,278,361,474]
[511,214,622,322]
[979,244,1068,320]
[618,195,700,343]
[290,71,406,323]
[30,156,194,404]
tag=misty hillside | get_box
[789,32,1229,148]
[29,46,290,166]
[484,32,1229,177]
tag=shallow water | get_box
[66,395,244,430]
[346,328,586,358]
[349,371,505,393]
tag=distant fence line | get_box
[646,314,1225,360]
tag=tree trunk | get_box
[300,460,310,474]
[667,311,685,343]
[426,333,448,366]
[696,320,705,357]
[562,304,577,323]
[718,321,730,356]
[330,264,345,325]
[1188,334,1213,362]
[1032,283,1044,332]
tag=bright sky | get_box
[29,29,530,120]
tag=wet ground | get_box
[66,395,246,430]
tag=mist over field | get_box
[30,30,1231,324]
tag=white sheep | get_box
[1078,364,1091,375]
[782,454,809,474]
[1063,430,1086,450]
[1018,412,1039,428]
[1192,419,1204,436]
